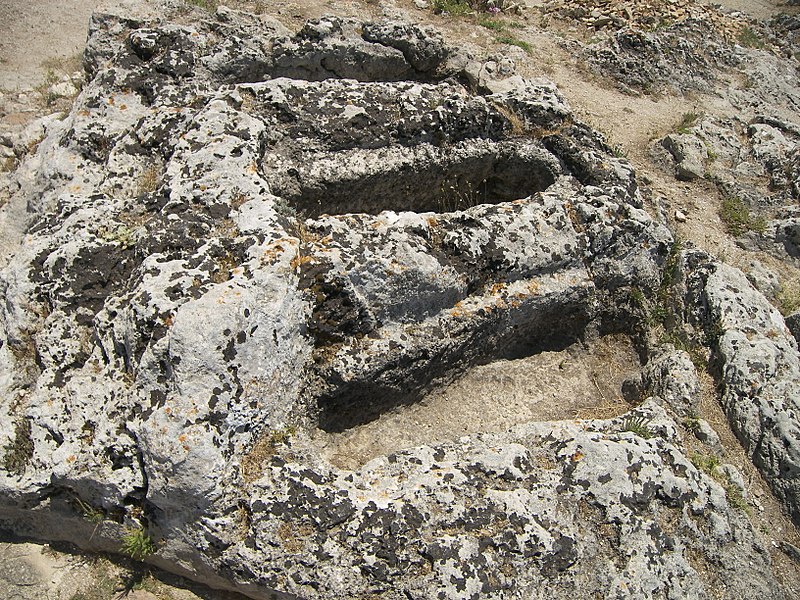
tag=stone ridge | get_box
[0,4,794,599]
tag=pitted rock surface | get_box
[686,250,800,524]
[0,3,795,599]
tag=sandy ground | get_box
[0,0,104,90]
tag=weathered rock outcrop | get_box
[0,4,797,599]
[685,251,800,525]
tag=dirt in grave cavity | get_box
[314,333,640,470]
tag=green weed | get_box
[690,453,749,513]
[186,0,219,9]
[737,27,764,49]
[99,225,138,249]
[660,330,709,371]
[661,239,683,289]
[478,18,506,30]
[432,0,472,16]
[676,111,700,134]
[621,415,653,439]
[725,482,749,512]
[495,35,533,54]
[120,526,156,561]
[719,197,766,236]
[682,415,701,433]
[478,18,524,32]
[690,452,721,475]
[776,280,800,316]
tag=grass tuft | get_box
[137,166,160,196]
[621,415,653,439]
[776,280,800,316]
[120,527,156,561]
[719,197,766,236]
[186,0,219,9]
[737,26,764,49]
[690,452,721,475]
[495,35,532,54]
[676,111,700,134]
[432,0,472,16]
[240,426,297,482]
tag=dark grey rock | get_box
[786,312,800,346]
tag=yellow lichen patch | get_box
[260,242,287,266]
[290,252,315,271]
[450,300,470,318]
[489,282,508,295]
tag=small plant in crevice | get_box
[719,196,766,236]
[647,302,670,327]
[690,452,750,513]
[724,482,749,512]
[690,451,721,475]
[661,238,683,290]
[703,314,726,348]
[437,179,486,213]
[660,329,709,371]
[492,102,528,136]
[74,496,105,524]
[1,156,18,173]
[136,165,160,196]
[621,415,654,439]
[120,526,156,561]
[675,111,701,134]
[640,238,687,329]
[682,414,701,433]
[98,224,138,250]
[274,196,300,223]
[737,26,765,49]
[612,145,627,158]
[776,279,800,316]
